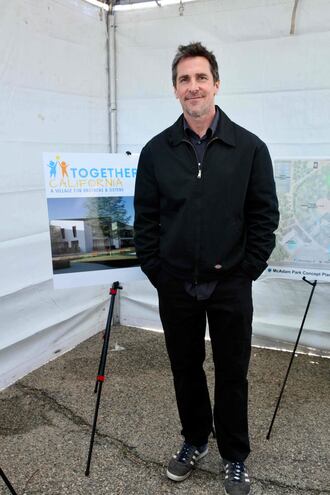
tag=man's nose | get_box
[188,78,199,92]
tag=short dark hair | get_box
[172,42,219,87]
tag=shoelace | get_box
[176,443,198,463]
[225,461,246,483]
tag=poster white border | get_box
[43,152,145,289]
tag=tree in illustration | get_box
[84,197,131,245]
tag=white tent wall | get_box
[0,0,111,390]
[1,0,329,390]
[115,0,330,355]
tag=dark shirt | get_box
[183,108,220,164]
[183,108,219,301]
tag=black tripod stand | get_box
[0,467,18,495]
[267,276,318,439]
[85,281,122,476]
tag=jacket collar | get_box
[168,106,236,147]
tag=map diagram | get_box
[267,158,330,281]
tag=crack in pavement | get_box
[15,384,329,495]
[16,383,165,469]
[17,383,91,428]
[250,476,330,494]
[196,467,330,494]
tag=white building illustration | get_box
[50,218,134,255]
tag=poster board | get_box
[267,158,330,282]
[43,152,143,288]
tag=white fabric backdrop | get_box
[1,0,330,389]
[120,276,330,357]
[115,0,330,355]
[0,0,111,390]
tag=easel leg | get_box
[0,468,18,495]
[266,277,317,439]
[85,281,122,476]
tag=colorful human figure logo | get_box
[48,155,70,178]
[48,160,57,178]
[59,160,70,178]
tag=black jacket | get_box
[134,107,279,285]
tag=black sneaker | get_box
[166,441,208,482]
[223,459,251,495]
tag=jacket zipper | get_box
[183,139,201,179]
[183,137,219,178]
[182,136,219,283]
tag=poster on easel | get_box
[266,157,330,282]
[43,152,143,288]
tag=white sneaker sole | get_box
[166,448,208,482]
[224,485,251,495]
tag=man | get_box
[134,42,279,495]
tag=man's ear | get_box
[214,79,220,95]
[173,85,178,99]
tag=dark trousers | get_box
[158,271,253,462]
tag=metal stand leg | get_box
[85,281,122,476]
[0,468,18,495]
[266,277,317,439]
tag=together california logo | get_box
[46,154,137,194]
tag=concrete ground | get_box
[0,325,329,495]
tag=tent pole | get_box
[107,3,117,152]
[290,0,300,35]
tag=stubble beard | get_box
[183,99,213,120]
[185,108,204,118]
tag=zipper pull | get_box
[197,163,202,179]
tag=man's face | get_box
[174,56,220,119]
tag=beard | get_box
[185,108,205,118]
[182,97,213,119]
